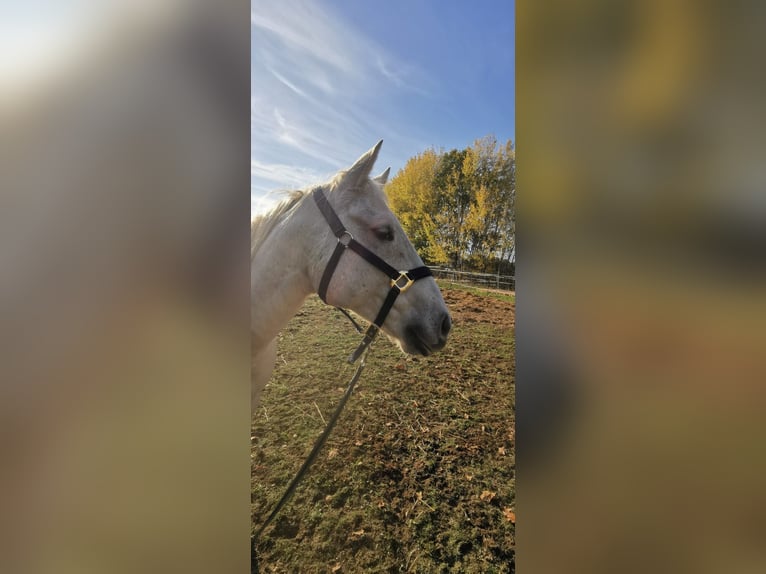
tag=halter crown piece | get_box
[312,187,432,362]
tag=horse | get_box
[251,141,452,408]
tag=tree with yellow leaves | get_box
[386,135,514,273]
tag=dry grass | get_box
[252,284,515,573]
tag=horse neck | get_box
[250,199,317,349]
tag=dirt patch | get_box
[443,288,515,329]
[253,284,515,573]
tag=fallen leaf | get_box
[465,473,473,482]
[351,528,365,538]
[498,446,506,456]
[332,564,342,573]
[328,448,338,459]
[503,507,516,523]
[354,440,363,446]
[480,490,496,502]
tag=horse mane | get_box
[250,170,384,261]
[251,190,308,260]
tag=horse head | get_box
[309,141,451,356]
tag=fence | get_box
[430,267,515,291]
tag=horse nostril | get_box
[440,313,452,338]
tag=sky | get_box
[251,0,515,214]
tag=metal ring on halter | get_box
[338,231,353,247]
[390,271,414,293]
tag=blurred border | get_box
[0,2,250,573]
[518,1,766,572]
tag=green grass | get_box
[252,285,515,573]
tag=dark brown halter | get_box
[312,187,432,362]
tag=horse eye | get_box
[374,226,394,242]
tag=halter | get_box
[312,187,432,363]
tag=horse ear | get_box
[343,140,383,189]
[373,167,391,185]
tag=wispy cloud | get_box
[251,2,358,76]
[251,0,433,215]
[251,160,332,190]
[267,67,308,99]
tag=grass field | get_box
[252,283,515,573]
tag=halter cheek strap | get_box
[312,187,432,363]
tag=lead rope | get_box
[252,327,377,543]
[335,307,364,334]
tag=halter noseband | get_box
[312,187,432,363]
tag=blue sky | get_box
[251,0,515,214]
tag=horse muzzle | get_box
[403,311,451,356]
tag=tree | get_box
[432,148,472,268]
[386,135,515,274]
[386,148,440,257]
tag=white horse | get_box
[251,141,451,408]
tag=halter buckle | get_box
[337,231,353,247]
[391,271,414,293]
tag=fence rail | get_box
[430,267,515,291]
